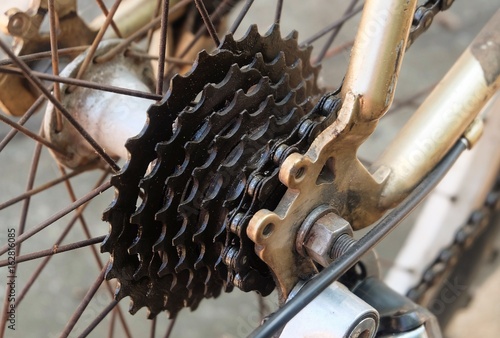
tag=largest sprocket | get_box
[102,24,327,317]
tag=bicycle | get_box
[0,0,499,337]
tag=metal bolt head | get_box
[6,12,28,36]
[303,212,353,267]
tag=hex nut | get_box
[303,212,353,267]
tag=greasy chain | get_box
[407,175,500,304]
[408,0,455,47]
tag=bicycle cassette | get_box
[102,24,325,317]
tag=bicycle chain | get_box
[102,24,328,317]
[98,1,456,318]
[408,0,454,48]
[407,174,500,303]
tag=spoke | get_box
[72,0,123,85]
[157,0,171,95]
[0,162,95,211]
[0,142,41,338]
[95,0,123,38]
[60,263,108,338]
[389,83,435,114]
[13,169,130,337]
[0,113,66,155]
[95,0,191,64]
[194,0,221,47]
[274,0,284,24]
[311,40,354,64]
[150,317,157,338]
[16,209,85,305]
[0,46,89,67]
[0,236,106,267]
[229,0,254,34]
[257,294,269,321]
[58,165,102,265]
[56,166,133,338]
[125,50,193,65]
[315,0,360,64]
[0,67,162,101]
[48,0,63,131]
[78,300,118,338]
[164,315,177,338]
[108,308,117,338]
[0,39,120,172]
[15,171,108,306]
[0,181,111,256]
[165,0,232,79]
[0,95,46,152]
[146,0,164,51]
[301,3,363,46]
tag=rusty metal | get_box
[374,10,500,208]
[72,0,123,85]
[0,112,65,154]
[299,211,353,268]
[0,236,106,267]
[0,94,46,152]
[0,0,96,116]
[156,0,170,95]
[0,37,121,172]
[408,174,500,306]
[341,0,417,121]
[194,0,221,46]
[247,3,500,301]
[0,66,162,100]
[407,0,455,48]
[94,0,190,63]
[0,46,89,66]
[101,24,322,317]
[47,0,63,132]
[0,181,112,257]
[89,0,170,39]
[314,0,359,64]
[0,162,96,211]
[95,0,123,38]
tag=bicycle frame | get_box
[0,1,498,337]
[247,0,500,305]
[356,1,500,208]
[249,1,500,337]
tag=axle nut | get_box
[303,212,353,267]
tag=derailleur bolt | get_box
[298,209,355,267]
[330,233,357,260]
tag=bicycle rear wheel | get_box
[0,1,498,337]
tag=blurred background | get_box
[0,1,499,337]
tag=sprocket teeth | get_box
[129,298,146,315]
[103,23,323,317]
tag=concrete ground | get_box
[0,1,499,337]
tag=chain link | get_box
[408,0,454,48]
[407,175,500,302]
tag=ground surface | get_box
[0,1,499,337]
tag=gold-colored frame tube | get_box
[374,9,500,208]
[342,0,417,121]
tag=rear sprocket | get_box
[102,24,326,317]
